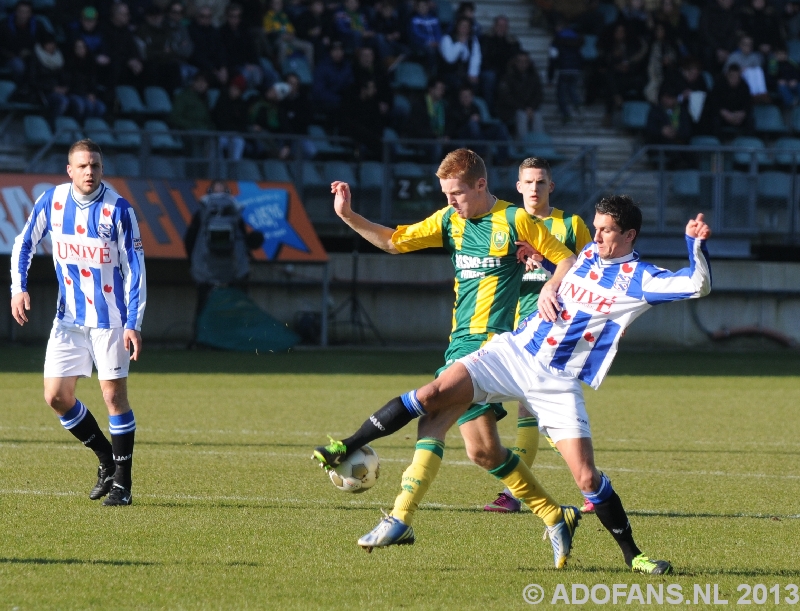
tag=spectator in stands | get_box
[31,33,68,122]
[439,16,482,94]
[343,78,388,159]
[453,2,480,38]
[1,0,39,85]
[618,0,651,42]
[702,63,753,138]
[67,6,111,72]
[448,85,511,162]
[137,5,184,93]
[221,2,275,90]
[767,47,800,107]
[171,71,216,131]
[495,51,544,137]
[311,41,353,120]
[332,0,375,54]
[248,80,291,157]
[186,0,228,27]
[352,46,392,113]
[664,57,709,125]
[644,84,691,154]
[164,2,196,85]
[700,0,739,73]
[479,15,521,112]
[213,74,250,160]
[263,0,315,71]
[372,0,409,63]
[65,38,107,121]
[189,6,229,87]
[740,0,783,58]
[599,21,649,127]
[406,77,448,161]
[408,0,442,75]
[724,35,768,103]
[644,21,680,104]
[784,1,800,41]
[293,0,331,63]
[651,0,692,58]
[548,17,583,125]
[278,72,315,158]
[105,2,145,88]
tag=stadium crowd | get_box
[3,0,800,162]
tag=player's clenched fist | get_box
[685,213,711,240]
[331,181,352,219]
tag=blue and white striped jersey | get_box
[10,182,147,331]
[513,235,711,389]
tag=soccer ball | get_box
[328,445,380,493]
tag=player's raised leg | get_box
[555,436,672,575]
[45,375,116,499]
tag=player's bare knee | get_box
[102,386,129,412]
[466,444,505,470]
[575,467,601,492]
[44,388,73,411]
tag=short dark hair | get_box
[68,138,103,162]
[518,157,551,179]
[595,194,642,241]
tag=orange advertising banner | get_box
[0,175,327,262]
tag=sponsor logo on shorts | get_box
[113,366,122,371]
[577,417,588,425]
[98,223,113,239]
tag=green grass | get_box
[1,347,799,610]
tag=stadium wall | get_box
[3,254,799,348]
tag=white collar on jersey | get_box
[595,247,639,267]
[70,182,104,206]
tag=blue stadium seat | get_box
[393,93,411,118]
[517,132,564,160]
[293,162,326,187]
[321,160,358,187]
[359,161,385,189]
[434,0,454,28]
[307,124,349,156]
[30,152,64,174]
[233,159,263,181]
[473,96,499,124]
[113,119,142,148]
[621,101,651,130]
[207,88,221,110]
[283,56,313,85]
[383,127,418,159]
[392,161,425,177]
[24,115,53,146]
[753,105,787,135]
[580,35,599,61]
[598,2,618,24]
[731,136,770,166]
[145,155,183,178]
[84,117,117,147]
[789,39,800,64]
[680,3,701,30]
[0,80,15,105]
[262,159,293,182]
[690,135,721,148]
[758,171,792,202]
[672,169,701,198]
[791,106,800,133]
[393,62,428,90]
[54,116,84,146]
[116,85,146,113]
[772,137,800,166]
[114,154,141,177]
[101,155,116,176]
[144,86,173,114]
[703,71,714,91]
[144,120,183,151]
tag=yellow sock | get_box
[511,416,539,469]
[490,450,562,527]
[390,438,444,526]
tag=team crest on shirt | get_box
[491,230,509,250]
[553,233,565,242]
[98,224,113,239]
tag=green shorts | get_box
[436,334,508,427]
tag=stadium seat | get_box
[753,105,787,135]
[680,3,701,30]
[703,71,714,91]
[113,119,142,148]
[580,35,599,61]
[114,153,141,177]
[101,155,116,176]
[116,85,146,113]
[392,161,425,177]
[307,124,349,156]
[690,135,721,148]
[621,101,650,130]
[147,155,185,178]
[772,137,800,166]
[0,80,15,105]
[789,39,800,64]
[23,115,53,146]
[144,120,183,151]
[29,152,64,174]
[758,171,792,202]
[293,162,326,187]
[791,107,800,133]
[672,169,701,198]
[731,136,770,166]
[233,159,263,181]
[383,127,419,159]
[434,0,454,28]
[473,96,499,124]
[54,116,84,146]
[517,132,564,160]
[262,159,293,182]
[393,62,428,90]
[393,93,411,118]
[84,117,117,147]
[598,2,618,24]
[144,86,173,114]
[207,88,221,110]
[359,161,385,189]
[322,160,358,187]
[282,55,313,85]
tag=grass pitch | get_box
[1,346,799,610]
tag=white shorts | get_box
[458,333,591,443]
[44,320,130,380]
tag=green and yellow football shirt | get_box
[391,199,573,340]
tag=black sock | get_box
[594,491,642,566]
[342,396,415,452]
[60,402,113,466]
[111,432,135,490]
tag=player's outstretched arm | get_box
[331,181,399,253]
[10,291,31,326]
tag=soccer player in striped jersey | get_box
[10,139,146,506]
[484,157,594,515]
[315,149,583,567]
[319,195,711,575]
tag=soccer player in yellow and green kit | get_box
[314,150,582,566]
[484,156,594,514]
